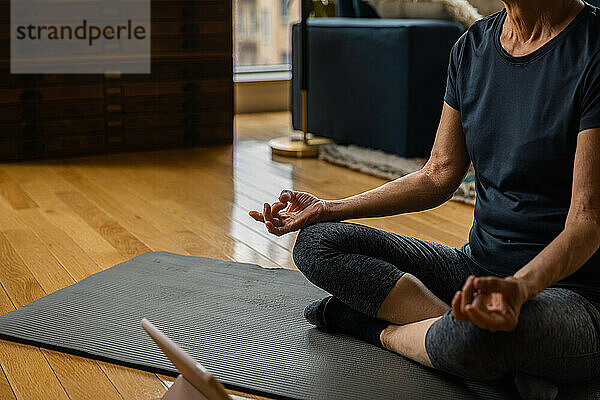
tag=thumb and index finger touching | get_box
[248,190,296,221]
[473,277,511,295]
[279,189,296,203]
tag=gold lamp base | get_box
[269,135,333,158]
[274,81,331,157]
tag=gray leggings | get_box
[292,222,600,383]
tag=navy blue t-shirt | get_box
[446,4,600,301]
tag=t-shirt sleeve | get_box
[580,52,600,132]
[444,37,464,111]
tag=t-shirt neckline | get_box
[493,5,590,64]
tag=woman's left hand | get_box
[451,275,531,332]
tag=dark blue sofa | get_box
[291,0,463,157]
[292,0,600,157]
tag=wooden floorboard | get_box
[0,112,474,399]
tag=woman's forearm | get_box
[514,216,600,299]
[514,130,600,300]
[318,103,470,223]
[321,167,458,222]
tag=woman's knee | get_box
[425,311,510,381]
[292,222,337,280]
[426,291,600,383]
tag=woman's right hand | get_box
[249,190,327,236]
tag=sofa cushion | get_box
[365,2,450,20]
[364,0,482,26]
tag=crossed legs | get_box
[293,222,600,384]
[292,221,473,367]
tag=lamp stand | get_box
[269,0,332,158]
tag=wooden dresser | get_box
[0,0,233,160]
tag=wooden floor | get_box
[0,112,473,400]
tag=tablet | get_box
[142,318,231,400]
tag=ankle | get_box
[377,273,449,325]
[305,296,390,348]
[379,326,394,350]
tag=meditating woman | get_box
[250,0,600,393]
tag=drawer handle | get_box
[106,87,122,95]
[107,136,124,144]
[104,71,122,79]
[107,120,123,127]
[106,104,123,112]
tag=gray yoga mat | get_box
[0,252,596,400]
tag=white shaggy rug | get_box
[319,144,476,205]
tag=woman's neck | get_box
[500,0,585,57]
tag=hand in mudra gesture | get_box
[452,275,530,332]
[249,190,326,236]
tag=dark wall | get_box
[0,0,233,160]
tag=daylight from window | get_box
[233,0,299,67]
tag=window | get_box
[237,6,246,40]
[249,9,257,39]
[281,0,291,18]
[261,10,271,43]
[233,0,299,68]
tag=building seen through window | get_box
[233,0,299,67]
